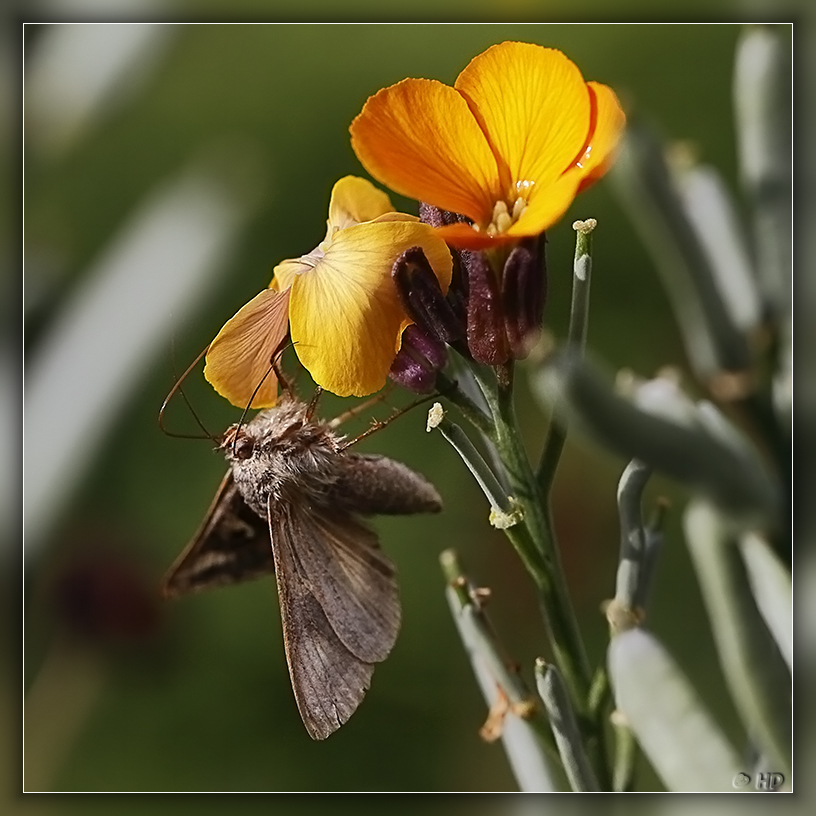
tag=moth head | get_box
[220,425,256,462]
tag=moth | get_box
[162,393,442,740]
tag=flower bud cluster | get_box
[389,204,548,392]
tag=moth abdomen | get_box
[331,453,443,516]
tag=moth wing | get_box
[272,559,375,740]
[333,453,443,516]
[162,472,273,598]
[274,502,401,663]
[269,500,400,739]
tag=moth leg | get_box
[268,335,298,400]
[328,384,395,429]
[305,386,324,421]
[338,392,439,450]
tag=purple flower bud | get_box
[419,202,469,228]
[389,325,448,394]
[447,250,468,339]
[461,249,509,365]
[501,236,547,359]
[392,246,463,343]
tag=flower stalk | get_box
[454,348,610,789]
[537,219,596,496]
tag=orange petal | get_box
[289,221,452,397]
[204,288,290,408]
[435,222,516,251]
[327,175,395,230]
[455,42,591,193]
[575,81,627,192]
[350,78,500,224]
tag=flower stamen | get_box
[512,196,527,220]
[485,195,529,237]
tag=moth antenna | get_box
[159,343,217,441]
[338,392,439,451]
[231,360,276,453]
[328,384,395,429]
[231,337,294,454]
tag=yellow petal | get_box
[204,288,290,408]
[270,257,313,291]
[455,42,591,193]
[575,81,627,192]
[289,221,452,397]
[270,183,418,291]
[369,212,419,224]
[350,78,501,224]
[327,175,396,230]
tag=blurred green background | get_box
[23,22,769,793]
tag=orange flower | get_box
[204,176,452,404]
[350,42,626,250]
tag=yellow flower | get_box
[350,42,626,250]
[204,176,452,404]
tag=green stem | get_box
[436,370,496,438]
[495,364,590,692]
[447,232,611,783]
[490,362,611,789]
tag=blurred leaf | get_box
[531,351,780,526]
[738,531,792,672]
[608,627,742,792]
[672,160,761,334]
[25,160,262,554]
[733,24,792,319]
[684,500,791,774]
[611,122,751,383]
